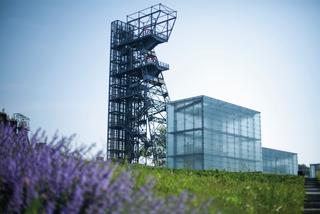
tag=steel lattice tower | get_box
[107,4,177,164]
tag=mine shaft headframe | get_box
[126,3,177,42]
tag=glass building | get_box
[167,96,262,172]
[262,147,298,175]
[309,164,319,178]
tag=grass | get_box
[125,165,304,214]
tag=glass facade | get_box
[167,96,203,170]
[262,147,298,175]
[309,164,320,178]
[167,96,262,172]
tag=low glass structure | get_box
[167,96,262,172]
[262,147,298,175]
[309,164,320,178]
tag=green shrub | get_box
[317,171,320,182]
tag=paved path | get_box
[304,178,320,214]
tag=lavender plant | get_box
[0,125,208,214]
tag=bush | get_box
[0,125,208,213]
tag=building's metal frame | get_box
[107,4,177,164]
[0,111,30,133]
[12,113,30,131]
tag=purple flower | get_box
[0,124,208,213]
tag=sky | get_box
[0,0,319,164]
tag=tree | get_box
[139,126,167,167]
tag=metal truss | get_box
[107,4,177,164]
[12,113,30,131]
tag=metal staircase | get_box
[304,178,320,213]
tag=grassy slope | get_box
[127,165,304,214]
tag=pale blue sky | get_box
[1,0,319,164]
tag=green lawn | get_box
[127,165,304,214]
